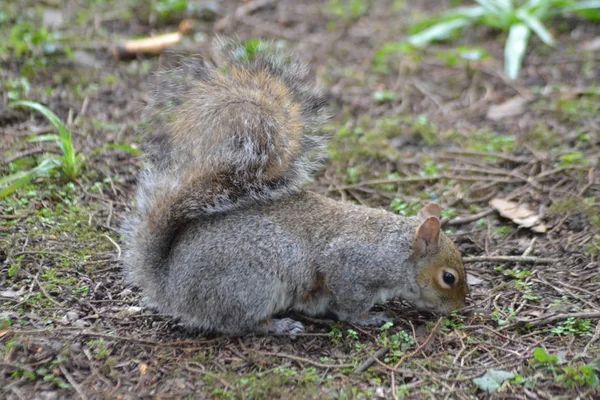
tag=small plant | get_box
[550,317,594,336]
[326,0,369,21]
[408,1,600,79]
[2,101,83,199]
[390,199,421,216]
[531,347,600,389]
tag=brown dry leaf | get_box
[467,273,484,286]
[486,95,529,121]
[0,330,8,337]
[139,363,148,375]
[489,198,547,233]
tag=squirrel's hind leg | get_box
[345,312,392,327]
[258,318,305,336]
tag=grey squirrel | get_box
[122,38,469,335]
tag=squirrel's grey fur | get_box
[122,38,468,335]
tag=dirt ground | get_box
[1,0,599,399]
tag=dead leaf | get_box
[42,9,64,28]
[489,198,547,233]
[139,363,148,375]
[0,330,8,337]
[115,306,143,319]
[0,287,26,299]
[467,274,484,286]
[486,96,529,121]
[581,37,600,52]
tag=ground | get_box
[1,0,599,399]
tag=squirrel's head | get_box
[410,203,469,313]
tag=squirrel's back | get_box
[123,39,331,292]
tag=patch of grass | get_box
[549,197,600,233]
[467,131,515,153]
[372,42,420,74]
[407,0,600,79]
[437,45,489,68]
[210,367,322,399]
[377,322,416,364]
[530,347,600,389]
[2,102,83,198]
[326,0,369,28]
[550,317,594,336]
[390,199,422,216]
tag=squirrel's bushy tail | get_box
[123,38,330,290]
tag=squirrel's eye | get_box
[443,271,456,286]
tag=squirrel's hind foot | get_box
[261,318,305,337]
[347,312,393,327]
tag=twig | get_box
[393,317,442,370]
[391,370,398,400]
[3,148,50,164]
[444,149,529,164]
[0,362,35,373]
[186,365,231,388]
[250,350,354,369]
[214,0,277,31]
[33,274,63,307]
[59,364,88,400]
[102,234,121,260]
[446,209,494,226]
[323,175,444,192]
[522,238,537,257]
[500,311,600,331]
[353,347,389,374]
[462,256,558,264]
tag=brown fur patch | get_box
[164,65,304,183]
[303,271,330,303]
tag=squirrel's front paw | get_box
[263,318,305,336]
[348,312,393,327]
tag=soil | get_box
[1,0,599,399]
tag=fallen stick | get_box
[353,347,389,375]
[214,0,277,32]
[462,256,558,264]
[500,311,600,331]
[112,19,195,60]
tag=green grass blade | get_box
[88,143,142,157]
[10,101,68,139]
[442,5,487,19]
[409,18,473,47]
[474,0,510,13]
[10,100,81,180]
[0,157,63,198]
[505,23,531,79]
[0,173,36,198]
[28,134,61,143]
[0,170,30,186]
[569,1,600,10]
[517,10,555,46]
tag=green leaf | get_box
[568,1,600,11]
[28,134,60,143]
[504,23,531,79]
[88,143,142,157]
[10,101,68,140]
[533,347,558,364]
[0,170,30,186]
[9,100,80,180]
[473,369,515,392]
[0,173,36,199]
[409,18,474,47]
[517,10,555,46]
[474,0,511,14]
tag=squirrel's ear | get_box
[414,216,441,257]
[418,203,442,220]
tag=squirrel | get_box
[122,38,469,336]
